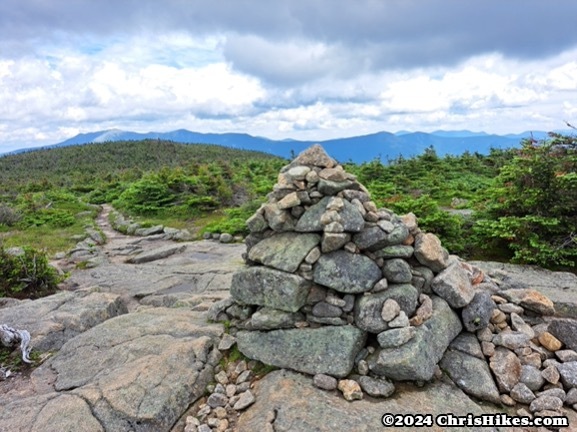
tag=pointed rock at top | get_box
[288,144,337,168]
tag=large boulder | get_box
[367,296,462,381]
[231,267,311,313]
[313,250,382,294]
[0,291,127,351]
[440,349,501,404]
[237,326,367,378]
[247,232,321,272]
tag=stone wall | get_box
[216,145,577,417]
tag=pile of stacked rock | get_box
[216,145,576,420]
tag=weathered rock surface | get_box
[296,197,365,233]
[236,326,366,378]
[247,232,321,272]
[440,349,501,403]
[0,291,127,351]
[313,250,382,294]
[231,266,310,312]
[471,261,577,317]
[236,370,516,432]
[368,296,462,381]
[1,309,224,432]
[125,243,187,264]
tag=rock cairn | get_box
[213,145,576,421]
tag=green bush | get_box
[386,195,468,254]
[473,133,577,268]
[114,177,176,215]
[0,246,62,298]
[20,209,76,228]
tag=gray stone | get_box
[490,347,522,392]
[247,232,321,273]
[207,392,228,408]
[321,233,351,253]
[499,303,525,314]
[374,245,414,259]
[312,301,343,318]
[317,178,358,195]
[219,233,233,243]
[380,298,401,322]
[549,319,577,351]
[353,224,409,252]
[233,390,256,410]
[246,212,268,233]
[295,197,364,233]
[510,313,535,339]
[249,307,303,330]
[529,395,563,413]
[231,266,311,313]
[313,250,382,294]
[368,296,462,381]
[382,258,413,284]
[277,191,301,209]
[354,284,419,333]
[86,228,106,245]
[357,375,395,398]
[510,383,536,404]
[388,311,409,328]
[461,291,496,332]
[499,288,555,316]
[537,388,566,402]
[414,233,450,273]
[493,331,531,350]
[556,350,577,363]
[307,315,347,326]
[448,333,484,360]
[126,244,187,264]
[411,266,435,294]
[431,263,475,308]
[440,349,501,404]
[263,203,295,232]
[134,224,164,236]
[519,365,545,391]
[218,333,236,351]
[286,165,312,180]
[541,365,560,385]
[377,327,416,348]
[557,361,577,388]
[566,387,577,405]
[236,326,366,378]
[313,374,338,390]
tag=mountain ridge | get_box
[6,128,571,162]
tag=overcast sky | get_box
[1,0,577,153]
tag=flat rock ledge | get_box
[0,309,224,432]
[236,369,517,432]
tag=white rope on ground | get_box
[0,324,32,364]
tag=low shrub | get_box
[0,246,62,299]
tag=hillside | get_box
[0,140,281,193]
[7,128,542,163]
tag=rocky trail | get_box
[1,200,577,431]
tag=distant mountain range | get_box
[10,128,569,163]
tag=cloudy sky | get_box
[1,0,577,153]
